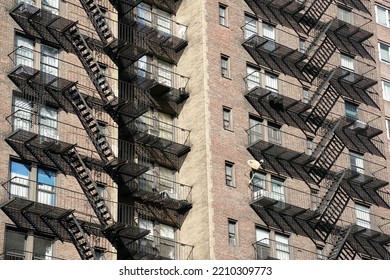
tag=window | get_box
[249,116,263,143]
[221,55,230,78]
[268,122,281,144]
[4,229,26,260]
[158,60,173,87]
[271,177,285,202]
[376,5,390,27]
[219,4,228,26]
[10,160,30,199]
[263,23,275,40]
[15,35,34,67]
[345,101,358,122]
[299,38,307,53]
[350,151,364,174]
[39,105,58,139]
[244,14,257,39]
[302,87,310,103]
[310,188,319,211]
[307,137,314,156]
[37,168,56,206]
[340,54,354,71]
[386,118,390,139]
[382,80,390,101]
[13,96,33,131]
[255,227,270,259]
[337,6,353,24]
[158,112,174,141]
[246,65,260,90]
[316,246,324,260]
[275,233,289,260]
[223,107,232,130]
[40,45,59,76]
[355,203,371,229]
[265,72,278,92]
[225,161,235,187]
[41,0,59,15]
[136,3,152,26]
[33,236,53,260]
[379,42,390,63]
[251,172,266,197]
[228,220,237,245]
[156,9,171,34]
[160,224,175,259]
[159,167,175,198]
[137,55,151,78]
[17,0,35,4]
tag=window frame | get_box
[221,54,230,78]
[244,14,258,39]
[219,4,228,27]
[379,42,390,63]
[386,118,390,139]
[382,80,390,101]
[222,106,233,131]
[228,219,238,245]
[376,5,390,28]
[225,161,235,187]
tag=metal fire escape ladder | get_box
[61,213,98,260]
[308,119,345,184]
[62,146,113,227]
[301,36,337,83]
[64,25,118,110]
[304,78,339,133]
[79,0,116,46]
[328,226,357,260]
[314,170,349,241]
[64,84,116,165]
[298,0,333,34]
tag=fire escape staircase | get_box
[313,170,349,242]
[298,0,333,34]
[307,119,345,184]
[61,213,98,260]
[328,226,357,260]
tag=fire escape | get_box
[2,0,193,260]
[245,0,390,259]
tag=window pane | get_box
[137,3,152,26]
[41,45,59,76]
[37,168,56,205]
[380,43,390,62]
[223,108,231,130]
[156,9,171,34]
[383,81,390,101]
[345,102,358,121]
[246,66,260,90]
[275,233,289,260]
[158,61,173,87]
[341,54,354,71]
[355,204,370,229]
[271,177,285,202]
[376,6,388,26]
[10,160,30,199]
[265,73,278,92]
[33,237,53,260]
[15,35,34,67]
[244,15,257,39]
[42,0,59,15]
[39,105,58,139]
[13,97,32,131]
[5,230,26,260]
[263,24,275,40]
[249,117,263,143]
[219,6,227,26]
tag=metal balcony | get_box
[253,238,325,260]
[110,0,182,16]
[121,235,193,260]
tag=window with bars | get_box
[225,161,235,187]
[244,14,257,39]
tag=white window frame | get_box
[340,54,354,72]
[219,4,228,26]
[350,151,364,174]
[246,65,260,90]
[386,118,390,139]
[383,80,390,101]
[225,161,235,187]
[228,220,237,245]
[376,5,390,28]
[379,42,390,63]
[355,203,371,229]
[221,55,230,78]
[263,23,275,41]
[223,107,232,131]
[244,14,257,39]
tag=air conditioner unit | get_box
[147,128,159,136]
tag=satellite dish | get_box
[247,159,262,170]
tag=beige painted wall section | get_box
[175,0,213,259]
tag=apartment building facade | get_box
[0,0,389,260]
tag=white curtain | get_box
[137,3,152,26]
[246,66,260,90]
[275,234,289,260]
[158,61,173,87]
[271,178,285,202]
[10,175,29,199]
[244,15,257,39]
[355,204,371,229]
[39,106,58,139]
[158,112,174,141]
[14,97,32,131]
[15,35,34,67]
[341,55,354,71]
[41,0,59,15]
[160,224,175,259]
[265,73,278,92]
[263,23,275,40]
[156,9,171,35]
[41,45,59,76]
